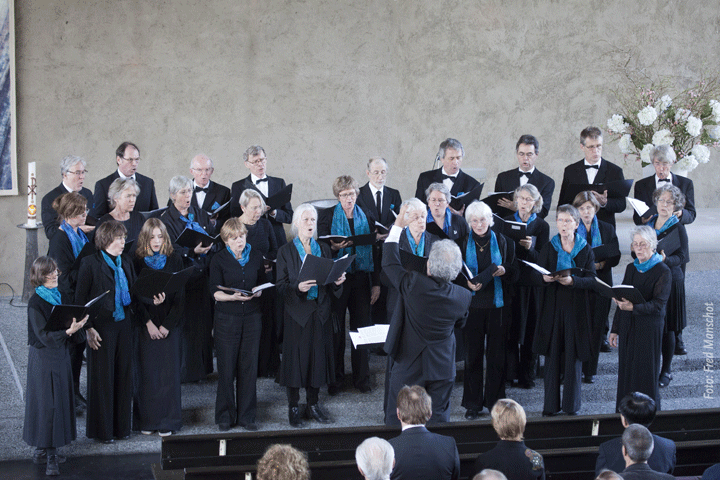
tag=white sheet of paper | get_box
[521,259,551,275]
[627,197,649,217]
[350,324,390,348]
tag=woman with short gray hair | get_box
[610,225,672,410]
[424,182,469,241]
[97,177,144,243]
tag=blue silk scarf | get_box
[577,216,602,248]
[550,233,587,271]
[35,285,62,305]
[144,252,167,270]
[226,244,252,267]
[59,220,89,258]
[101,251,131,321]
[633,252,663,273]
[404,227,425,256]
[465,231,504,307]
[293,236,321,300]
[331,203,373,273]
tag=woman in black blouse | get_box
[209,218,267,432]
[97,178,145,244]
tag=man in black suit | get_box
[557,127,626,227]
[189,154,231,227]
[41,155,95,240]
[230,145,293,246]
[357,157,402,325]
[388,386,460,480]
[415,138,480,213]
[383,205,472,425]
[617,424,675,480]
[90,141,159,218]
[494,134,555,219]
[595,392,676,476]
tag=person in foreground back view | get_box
[617,424,674,480]
[388,385,460,480]
[356,436,395,480]
[256,444,309,480]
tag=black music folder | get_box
[460,262,499,287]
[132,266,196,298]
[298,253,356,285]
[265,184,293,211]
[176,227,219,248]
[449,183,484,211]
[594,277,646,304]
[564,179,634,201]
[44,291,109,332]
[318,233,376,246]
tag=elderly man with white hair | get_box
[356,437,395,480]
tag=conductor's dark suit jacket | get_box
[41,183,94,240]
[494,168,555,219]
[415,168,480,204]
[595,434,676,476]
[356,183,401,228]
[632,174,696,225]
[557,158,626,227]
[91,171,158,218]
[389,426,460,480]
[230,175,293,246]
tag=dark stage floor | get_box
[0,453,159,480]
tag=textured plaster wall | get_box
[2,0,719,290]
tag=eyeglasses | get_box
[428,197,448,205]
[77,209,89,217]
[631,241,650,249]
[516,152,536,158]
[338,192,357,200]
[246,157,267,166]
[369,170,387,176]
[192,168,213,174]
[67,169,88,176]
[557,218,576,225]
[657,198,674,205]
[583,144,602,150]
[121,157,141,163]
[517,195,534,203]
[46,269,59,278]
[469,218,490,226]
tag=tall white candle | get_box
[27,162,37,227]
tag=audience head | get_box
[651,145,676,180]
[396,385,432,426]
[30,256,59,288]
[427,239,463,282]
[618,392,657,427]
[256,444,310,480]
[94,219,127,256]
[115,141,141,177]
[652,184,685,212]
[355,437,394,480]
[136,218,173,258]
[514,184,543,215]
[516,134,539,172]
[60,155,88,191]
[52,192,88,224]
[437,138,464,175]
[366,157,388,189]
[473,469,508,480]
[243,145,267,179]
[622,424,654,464]
[108,177,140,211]
[580,127,603,165]
[595,471,623,480]
[190,154,214,187]
[491,399,526,441]
[291,203,318,239]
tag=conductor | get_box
[383,203,472,425]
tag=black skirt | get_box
[278,311,335,389]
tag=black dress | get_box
[23,294,86,449]
[657,222,689,332]
[160,204,216,382]
[97,211,146,244]
[132,253,185,433]
[611,261,672,410]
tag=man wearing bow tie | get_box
[230,145,293,246]
[90,141,159,218]
[415,138,480,214]
[189,154,231,227]
[494,134,555,219]
[557,127,626,227]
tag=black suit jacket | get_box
[475,440,545,480]
[558,158,626,227]
[41,183,94,240]
[494,168,555,219]
[596,434,676,476]
[357,183,402,227]
[619,462,676,480]
[415,168,480,204]
[230,175,293,246]
[632,174,696,225]
[191,180,232,225]
[91,171,158,218]
[389,426,460,480]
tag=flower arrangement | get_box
[606,73,720,171]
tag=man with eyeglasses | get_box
[230,145,293,247]
[557,127,626,227]
[41,155,95,239]
[415,138,480,213]
[90,141,158,218]
[188,153,231,227]
[494,134,555,219]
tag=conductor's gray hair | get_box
[473,469,508,480]
[630,225,658,253]
[60,155,87,176]
[291,203,318,238]
[427,239,462,282]
[355,437,394,480]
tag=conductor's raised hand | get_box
[394,203,411,228]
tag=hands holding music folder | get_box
[298,253,355,285]
[44,291,109,332]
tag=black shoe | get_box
[542,411,561,417]
[357,385,372,394]
[327,384,342,396]
[289,406,304,428]
[565,411,579,416]
[32,450,67,465]
[464,409,480,420]
[306,404,333,424]
[218,423,232,432]
[659,371,673,388]
[517,379,535,389]
[241,422,258,432]
[600,339,612,353]
[117,435,130,441]
[100,438,114,444]
[582,375,595,384]
[46,455,60,476]
[674,334,687,355]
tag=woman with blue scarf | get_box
[24,257,87,476]
[209,218,268,432]
[573,191,621,384]
[425,182,469,241]
[318,176,379,395]
[504,184,549,390]
[161,175,217,383]
[460,201,516,420]
[96,178,145,244]
[609,226,672,410]
[132,218,185,436]
[47,192,92,412]
[532,205,596,416]
[278,204,346,427]
[645,184,689,388]
[75,220,136,443]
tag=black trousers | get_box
[331,271,371,389]
[287,386,319,407]
[543,311,582,414]
[462,307,506,411]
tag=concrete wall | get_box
[3,0,719,290]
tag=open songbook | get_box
[216,283,275,296]
[176,227,219,248]
[44,291,109,332]
[132,266,196,298]
[449,183,484,211]
[594,277,646,304]
[298,253,356,285]
[521,260,592,278]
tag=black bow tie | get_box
[194,186,209,193]
[519,171,531,178]
[441,174,456,182]
[255,177,269,184]
[658,178,670,183]
[585,165,599,170]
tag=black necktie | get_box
[519,171,531,178]
[255,177,269,184]
[375,191,382,219]
[585,165,599,170]
[658,178,670,183]
[194,186,209,193]
[441,174,455,182]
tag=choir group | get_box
[24,128,694,476]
